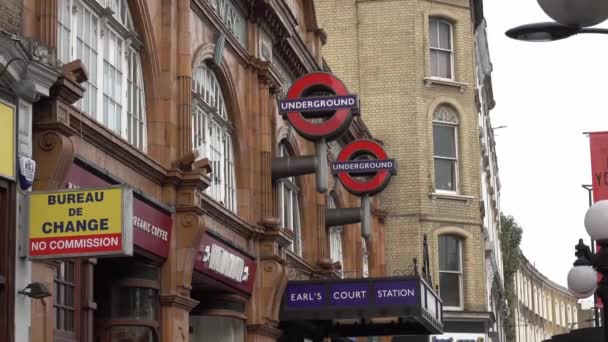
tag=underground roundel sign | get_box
[332,139,397,196]
[278,72,359,141]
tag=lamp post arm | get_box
[580,28,608,35]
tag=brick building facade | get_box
[316,0,497,339]
[2,0,387,341]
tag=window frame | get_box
[428,17,455,80]
[432,106,459,194]
[277,143,302,256]
[327,194,344,277]
[191,62,237,212]
[53,260,80,342]
[56,0,148,152]
[438,234,464,311]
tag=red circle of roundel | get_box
[286,72,354,141]
[336,139,393,196]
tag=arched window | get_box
[192,63,237,212]
[438,234,463,309]
[433,105,459,192]
[429,17,454,79]
[277,143,301,256]
[327,194,343,276]
[361,237,369,278]
[57,0,147,151]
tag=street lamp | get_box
[537,0,608,27]
[567,200,608,340]
[505,0,608,42]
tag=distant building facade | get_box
[316,0,499,340]
[473,6,507,342]
[514,254,579,342]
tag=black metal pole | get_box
[583,184,601,328]
[595,240,608,341]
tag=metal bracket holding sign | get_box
[328,139,397,239]
[275,72,359,193]
[27,185,133,259]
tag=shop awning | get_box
[279,276,443,338]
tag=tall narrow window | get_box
[362,237,369,278]
[56,0,147,151]
[327,194,343,276]
[54,261,76,335]
[277,143,302,256]
[438,234,463,309]
[433,105,459,192]
[192,63,237,212]
[429,18,454,79]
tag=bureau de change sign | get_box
[28,186,133,259]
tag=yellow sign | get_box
[28,186,133,258]
[0,102,15,179]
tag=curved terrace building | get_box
[513,253,579,342]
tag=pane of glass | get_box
[438,21,451,50]
[111,326,155,342]
[430,50,439,77]
[433,125,456,157]
[434,158,456,191]
[111,287,158,320]
[438,51,452,79]
[429,19,439,48]
[439,235,461,271]
[439,272,461,307]
[285,189,292,230]
[55,307,60,330]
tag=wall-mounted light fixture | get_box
[0,56,37,102]
[17,282,51,299]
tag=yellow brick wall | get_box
[316,0,487,311]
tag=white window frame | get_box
[433,106,459,194]
[277,143,302,256]
[191,63,237,212]
[327,194,344,277]
[429,17,454,80]
[438,234,464,310]
[57,0,147,151]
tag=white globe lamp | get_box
[538,0,608,27]
[585,200,608,241]
[567,265,597,298]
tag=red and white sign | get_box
[590,132,608,202]
[64,163,172,258]
[194,232,257,294]
[279,72,358,141]
[589,132,608,308]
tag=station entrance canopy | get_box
[280,276,443,339]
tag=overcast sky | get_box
[485,1,608,291]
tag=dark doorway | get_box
[0,179,16,342]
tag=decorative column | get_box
[161,155,210,342]
[176,0,192,158]
[37,0,58,48]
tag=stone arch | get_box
[126,0,162,140]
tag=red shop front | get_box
[62,160,172,342]
[189,231,257,342]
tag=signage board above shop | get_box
[28,186,133,258]
[429,333,487,342]
[0,101,15,180]
[281,276,442,333]
[64,162,173,259]
[194,232,257,294]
